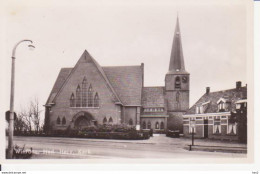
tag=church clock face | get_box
[182,76,188,83]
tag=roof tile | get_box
[185,86,247,115]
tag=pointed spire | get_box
[168,16,187,74]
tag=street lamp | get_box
[7,39,35,159]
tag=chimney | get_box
[206,87,210,94]
[236,81,242,90]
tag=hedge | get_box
[12,124,151,140]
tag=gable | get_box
[46,50,144,106]
[50,50,122,105]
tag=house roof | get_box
[103,66,143,106]
[185,86,247,115]
[142,87,165,108]
[46,51,143,106]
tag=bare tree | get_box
[14,113,27,132]
[16,97,42,134]
[21,107,33,132]
[30,97,42,133]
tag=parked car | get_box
[166,130,180,138]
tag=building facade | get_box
[183,82,247,141]
[44,17,189,133]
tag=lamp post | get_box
[7,39,35,159]
[190,120,195,146]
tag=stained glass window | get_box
[88,85,93,107]
[82,77,87,107]
[94,93,99,107]
[76,85,81,107]
[70,93,75,107]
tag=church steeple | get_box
[165,15,190,133]
[168,16,187,74]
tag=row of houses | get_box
[182,81,247,142]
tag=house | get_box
[183,81,247,141]
[44,17,190,134]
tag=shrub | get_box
[12,124,150,140]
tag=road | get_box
[7,135,247,159]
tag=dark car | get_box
[166,130,180,138]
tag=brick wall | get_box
[183,119,239,141]
[124,107,137,125]
[49,57,121,130]
[140,117,167,132]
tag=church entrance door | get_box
[72,111,95,129]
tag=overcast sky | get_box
[1,0,250,122]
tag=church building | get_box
[44,17,190,133]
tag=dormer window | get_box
[196,106,199,114]
[196,101,210,114]
[175,76,181,89]
[235,99,247,110]
[196,106,204,114]
[217,98,229,112]
[218,101,225,111]
[236,103,241,110]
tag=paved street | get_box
[7,135,247,159]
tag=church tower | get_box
[165,16,190,132]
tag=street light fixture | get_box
[28,44,35,51]
[7,39,35,159]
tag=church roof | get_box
[45,68,73,105]
[185,86,247,115]
[168,16,189,75]
[142,87,165,108]
[46,51,143,106]
[103,66,143,106]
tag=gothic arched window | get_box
[94,93,99,107]
[175,76,181,89]
[88,85,93,107]
[56,117,61,125]
[148,121,151,129]
[103,117,107,125]
[76,85,81,107]
[129,119,133,125]
[142,121,146,129]
[82,77,87,107]
[160,122,164,130]
[109,117,113,124]
[70,93,75,107]
[155,122,159,129]
[62,117,66,125]
[71,78,101,108]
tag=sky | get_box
[0,0,250,124]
